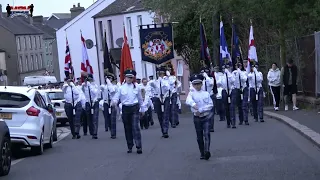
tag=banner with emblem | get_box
[139,23,174,64]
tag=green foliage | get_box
[142,0,320,72]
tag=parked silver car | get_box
[0,119,11,176]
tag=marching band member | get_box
[186,74,213,160]
[224,63,237,128]
[82,74,100,139]
[248,61,265,122]
[62,77,82,139]
[76,78,88,135]
[149,66,170,138]
[200,66,215,132]
[141,78,154,126]
[166,64,179,128]
[111,69,145,154]
[139,88,153,129]
[232,62,249,125]
[215,66,227,122]
[101,74,118,139]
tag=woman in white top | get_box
[267,63,281,111]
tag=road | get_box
[3,113,320,180]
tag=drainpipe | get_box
[93,20,102,85]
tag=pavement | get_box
[3,112,320,180]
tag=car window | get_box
[0,92,30,108]
[48,92,64,100]
[46,94,52,104]
[34,93,46,109]
[38,94,47,108]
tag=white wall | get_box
[95,11,156,82]
[0,52,6,70]
[56,0,115,84]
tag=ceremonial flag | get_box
[220,20,231,68]
[80,33,93,76]
[231,22,243,69]
[103,31,114,77]
[200,22,211,67]
[120,27,134,83]
[64,38,75,81]
[247,21,258,73]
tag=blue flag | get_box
[200,22,211,67]
[220,20,231,68]
[232,23,243,69]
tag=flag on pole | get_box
[200,22,211,67]
[247,20,258,73]
[64,38,75,81]
[120,27,134,83]
[80,33,93,79]
[103,31,114,78]
[220,20,231,68]
[231,22,243,69]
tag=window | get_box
[98,21,103,50]
[0,92,30,108]
[34,36,37,49]
[24,37,27,49]
[25,56,29,72]
[133,61,136,70]
[29,36,32,49]
[39,54,43,68]
[177,60,183,76]
[34,55,39,70]
[48,92,64,100]
[17,37,21,50]
[126,17,133,46]
[38,36,41,48]
[45,42,48,53]
[177,76,184,92]
[107,20,114,48]
[19,56,23,72]
[29,55,34,71]
[137,15,142,26]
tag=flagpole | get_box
[231,17,234,68]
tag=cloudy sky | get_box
[1,0,96,17]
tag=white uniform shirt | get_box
[101,81,118,103]
[139,96,154,113]
[62,82,81,106]
[168,75,178,94]
[76,85,86,108]
[201,73,214,95]
[150,77,170,99]
[186,90,214,117]
[81,82,100,103]
[232,69,248,90]
[248,69,263,90]
[147,80,156,97]
[112,82,144,108]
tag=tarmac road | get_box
[3,113,320,180]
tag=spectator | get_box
[267,63,281,111]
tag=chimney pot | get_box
[78,3,80,7]
[73,4,76,8]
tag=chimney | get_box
[29,16,33,24]
[33,16,43,23]
[70,3,85,19]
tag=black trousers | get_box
[270,86,281,107]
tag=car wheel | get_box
[31,133,44,155]
[45,130,53,149]
[0,136,11,176]
[53,126,58,141]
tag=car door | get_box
[39,94,53,141]
[35,93,51,141]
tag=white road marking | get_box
[11,127,71,166]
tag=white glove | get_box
[224,68,229,73]
[203,72,208,78]
[166,71,170,76]
[106,78,111,85]
[253,67,258,72]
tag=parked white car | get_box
[0,86,54,155]
[41,89,68,126]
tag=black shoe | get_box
[172,125,176,128]
[76,135,81,139]
[176,122,180,126]
[150,122,154,126]
[92,136,98,139]
[200,156,205,160]
[219,119,224,121]
[245,122,250,125]
[72,135,76,139]
[137,148,142,154]
[227,125,231,128]
[127,149,132,153]
[140,127,144,130]
[204,152,211,160]
[210,129,214,132]
[239,122,243,125]
[83,133,87,136]
[260,119,265,122]
[105,129,108,132]
[163,134,169,138]
[111,136,116,139]
[232,126,236,129]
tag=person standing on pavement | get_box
[267,63,281,111]
[186,74,213,160]
[149,66,170,138]
[112,69,145,154]
[101,75,118,139]
[248,61,265,122]
[280,59,299,111]
[82,74,100,139]
[62,77,82,139]
[200,67,215,132]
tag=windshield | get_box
[48,92,64,100]
[0,92,30,108]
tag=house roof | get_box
[0,49,5,52]
[93,0,145,18]
[32,23,55,39]
[47,13,71,20]
[0,15,44,35]
[44,18,71,30]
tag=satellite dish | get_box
[116,38,124,48]
[85,39,94,49]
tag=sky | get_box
[1,0,96,17]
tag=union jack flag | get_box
[64,38,75,81]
